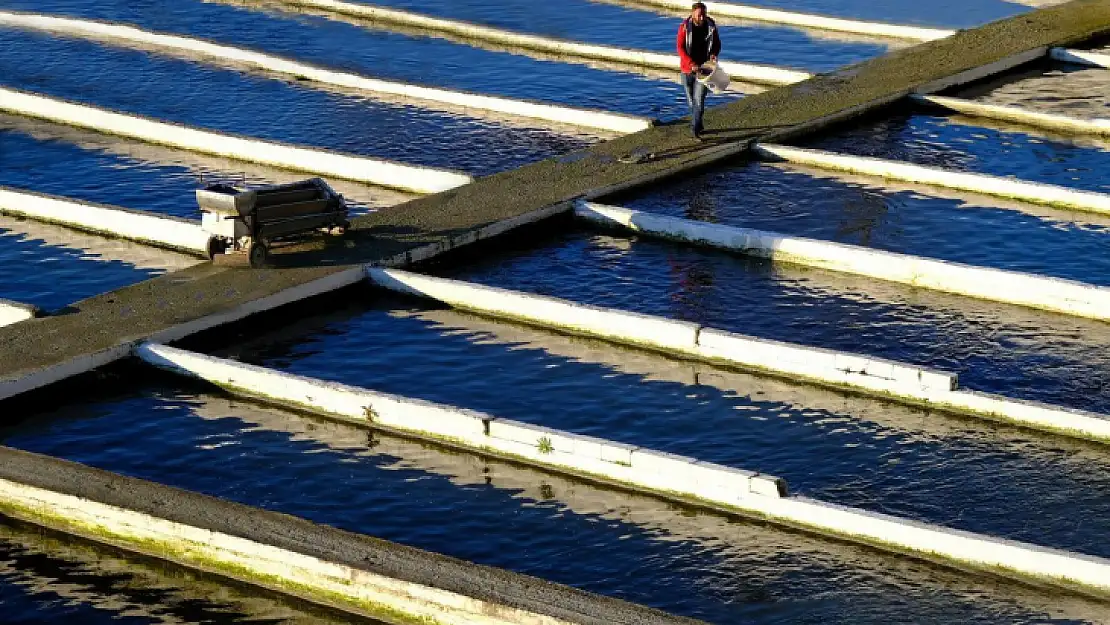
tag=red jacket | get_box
[677,17,721,73]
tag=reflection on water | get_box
[0,518,371,624]
[0,215,197,310]
[1,115,416,215]
[4,388,1110,624]
[3,0,1110,622]
[963,64,1110,121]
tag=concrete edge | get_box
[912,93,1110,137]
[0,298,39,328]
[274,0,810,85]
[362,269,954,390]
[133,342,789,506]
[754,142,1110,214]
[0,345,131,402]
[0,11,654,134]
[0,446,704,625]
[0,198,572,403]
[0,269,365,402]
[0,478,581,625]
[630,0,953,41]
[0,87,473,194]
[574,200,1110,322]
[0,186,213,256]
[364,268,1110,444]
[1050,47,1110,68]
[129,343,1110,598]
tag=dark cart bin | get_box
[197,177,349,267]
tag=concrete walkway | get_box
[2,0,1109,398]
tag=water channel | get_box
[1,0,1108,622]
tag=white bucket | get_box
[696,62,730,94]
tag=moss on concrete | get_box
[0,498,442,625]
[0,446,705,625]
[152,383,1110,600]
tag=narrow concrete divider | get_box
[369,265,702,352]
[0,448,700,625]
[0,187,214,256]
[0,299,37,327]
[625,0,953,41]
[0,88,473,193]
[365,267,955,395]
[0,478,579,625]
[754,143,1110,214]
[0,11,653,134]
[0,344,132,402]
[575,201,1110,322]
[912,94,1110,137]
[1050,47,1110,68]
[131,343,1110,596]
[0,267,367,402]
[133,342,788,504]
[365,269,1110,443]
[0,200,572,403]
[271,0,814,86]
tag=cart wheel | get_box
[248,240,268,268]
[206,236,225,261]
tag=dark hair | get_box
[692,2,707,11]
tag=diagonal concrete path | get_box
[2,0,1110,400]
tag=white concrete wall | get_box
[1050,47,1110,68]
[0,299,37,327]
[0,344,131,402]
[626,0,952,41]
[912,94,1110,137]
[367,266,703,352]
[365,268,955,395]
[0,187,213,256]
[274,0,813,86]
[133,342,786,506]
[0,88,473,193]
[0,477,578,625]
[365,268,1110,443]
[132,343,1110,596]
[754,143,1110,214]
[0,11,653,134]
[575,201,1110,322]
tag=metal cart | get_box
[197,178,349,267]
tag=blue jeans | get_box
[681,71,708,135]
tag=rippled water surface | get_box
[6,384,1110,624]
[4,0,1110,622]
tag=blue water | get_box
[804,113,1110,195]
[6,384,1109,624]
[436,230,1110,416]
[360,0,889,72]
[0,0,705,120]
[612,160,1110,286]
[0,30,598,176]
[3,0,1110,622]
[0,518,365,624]
[0,217,195,311]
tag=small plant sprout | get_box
[537,436,554,454]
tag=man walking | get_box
[676,2,721,139]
